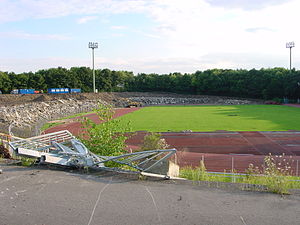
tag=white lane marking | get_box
[240,216,247,225]
[14,190,27,196]
[145,186,162,224]
[87,178,112,225]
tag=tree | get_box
[0,71,11,93]
[80,104,132,156]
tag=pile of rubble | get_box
[0,99,105,129]
[127,96,256,106]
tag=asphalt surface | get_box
[0,163,300,225]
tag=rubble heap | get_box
[128,96,254,106]
[0,99,105,128]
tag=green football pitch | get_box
[117,105,300,132]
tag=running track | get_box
[45,106,300,174]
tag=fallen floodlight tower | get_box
[9,130,176,174]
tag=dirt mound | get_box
[32,94,55,102]
[74,94,88,100]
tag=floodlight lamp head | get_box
[88,42,98,49]
[286,41,295,48]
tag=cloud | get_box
[1,0,300,72]
[0,31,71,40]
[77,16,98,24]
[2,52,295,74]
[245,27,275,33]
[132,29,161,39]
[110,25,127,30]
[0,0,150,23]
[0,57,90,73]
[205,0,293,10]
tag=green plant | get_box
[41,110,97,131]
[19,157,36,167]
[180,156,299,194]
[80,104,132,157]
[141,132,169,151]
[272,98,283,104]
[41,122,63,131]
[263,155,290,194]
[243,154,292,194]
[180,160,209,181]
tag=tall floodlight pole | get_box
[286,41,295,70]
[88,42,98,93]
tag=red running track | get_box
[45,107,141,135]
[45,108,300,175]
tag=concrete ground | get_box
[0,163,300,225]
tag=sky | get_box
[0,0,299,74]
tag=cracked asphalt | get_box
[0,163,299,225]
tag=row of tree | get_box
[1,67,300,100]
[0,67,134,93]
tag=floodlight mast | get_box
[286,41,295,70]
[88,42,98,93]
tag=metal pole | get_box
[297,160,299,177]
[92,48,95,93]
[89,42,98,93]
[231,157,235,183]
[290,47,292,71]
[286,42,295,71]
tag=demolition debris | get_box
[5,130,176,176]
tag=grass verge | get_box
[41,110,96,131]
[180,156,300,194]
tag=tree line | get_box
[1,67,300,100]
[0,67,134,93]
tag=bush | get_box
[180,160,209,181]
[141,132,169,151]
[244,154,292,194]
[20,157,36,167]
[80,104,132,156]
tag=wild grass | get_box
[41,110,96,131]
[18,156,36,167]
[180,155,300,194]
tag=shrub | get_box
[80,104,132,156]
[244,154,292,194]
[180,160,209,181]
[20,157,36,167]
[141,132,169,151]
[263,155,290,194]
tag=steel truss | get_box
[9,130,176,174]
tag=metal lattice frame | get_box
[9,130,176,174]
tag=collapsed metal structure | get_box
[7,130,176,174]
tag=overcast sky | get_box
[0,0,299,74]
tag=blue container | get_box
[48,88,70,94]
[70,88,81,93]
[19,89,35,94]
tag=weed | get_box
[180,160,209,181]
[19,157,36,167]
[180,155,299,195]
[244,154,291,194]
[141,132,169,151]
